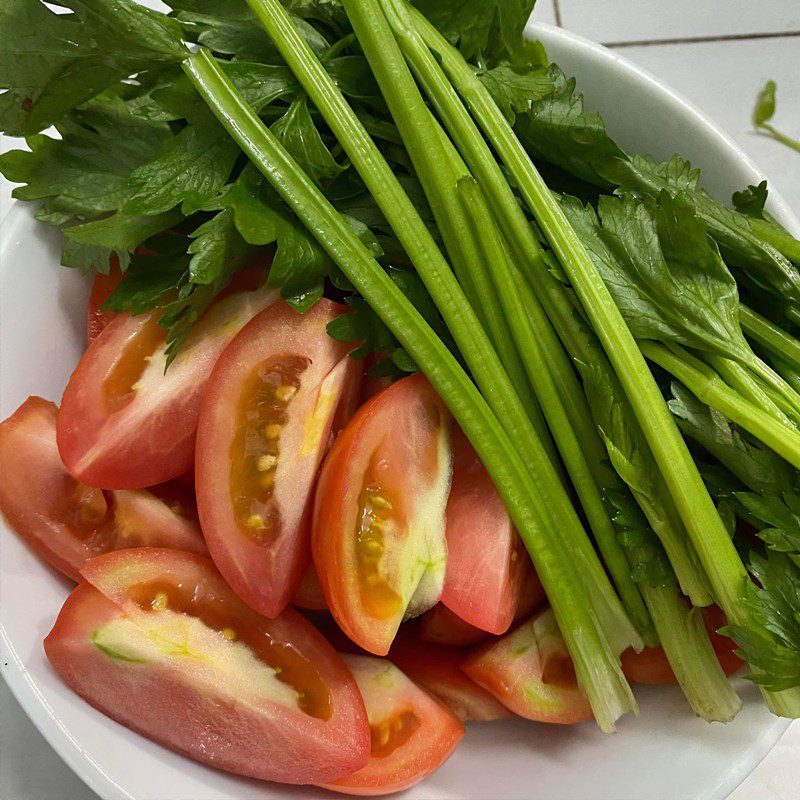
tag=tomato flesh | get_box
[229,355,309,542]
[0,397,205,581]
[462,607,593,724]
[50,548,370,784]
[317,654,464,795]
[313,374,453,655]
[196,299,361,618]
[128,577,331,719]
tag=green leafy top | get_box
[0,0,186,136]
[563,190,751,363]
[410,0,536,62]
[725,550,800,692]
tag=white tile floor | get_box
[1,1,799,798]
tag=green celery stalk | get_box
[458,176,655,642]
[641,585,742,722]
[642,341,800,471]
[406,5,800,717]
[705,355,796,427]
[513,265,714,608]
[741,304,800,373]
[376,0,608,475]
[748,217,800,264]
[183,48,638,731]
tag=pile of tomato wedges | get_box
[0,268,742,794]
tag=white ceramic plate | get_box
[1,18,798,800]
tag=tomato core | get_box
[103,316,167,413]
[129,578,332,719]
[369,708,421,757]
[356,452,404,620]
[230,356,310,541]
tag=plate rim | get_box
[0,21,796,800]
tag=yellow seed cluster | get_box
[151,592,169,612]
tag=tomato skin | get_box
[318,654,464,795]
[388,631,511,722]
[0,397,105,581]
[196,299,360,618]
[621,605,744,685]
[462,607,593,725]
[87,260,123,344]
[50,548,370,784]
[58,288,278,489]
[440,426,532,635]
[313,374,453,656]
[0,398,205,581]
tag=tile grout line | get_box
[603,29,800,48]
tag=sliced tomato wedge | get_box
[59,287,279,489]
[313,374,453,655]
[388,631,511,722]
[317,654,464,795]
[440,425,534,635]
[0,397,206,581]
[87,260,123,344]
[621,605,744,685]
[462,607,593,724]
[46,548,369,784]
[196,299,360,618]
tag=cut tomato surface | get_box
[196,299,360,618]
[621,605,744,685]
[59,287,279,489]
[440,425,533,635]
[317,654,464,795]
[0,397,205,581]
[86,260,123,344]
[46,548,370,784]
[462,607,593,724]
[388,631,511,722]
[313,374,453,655]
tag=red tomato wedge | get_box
[313,374,453,655]
[317,654,464,795]
[196,299,360,618]
[0,397,205,581]
[46,549,369,784]
[388,632,511,722]
[440,425,533,635]
[87,260,123,344]
[462,607,593,724]
[58,287,279,489]
[621,605,744,685]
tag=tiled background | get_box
[1,1,799,798]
